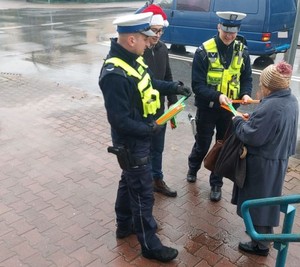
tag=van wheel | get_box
[253,56,274,68]
[170,44,186,54]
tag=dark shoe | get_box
[116,225,134,239]
[238,241,269,256]
[210,186,222,202]
[142,246,178,262]
[186,170,196,183]
[153,180,177,197]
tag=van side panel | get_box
[154,0,296,56]
[163,0,215,47]
[215,0,296,55]
[213,0,269,55]
[156,0,175,44]
[266,0,297,52]
[213,0,265,32]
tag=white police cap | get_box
[216,11,247,33]
[113,12,156,37]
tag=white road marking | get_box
[79,19,100,22]
[41,22,64,26]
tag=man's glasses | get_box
[151,28,164,35]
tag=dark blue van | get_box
[138,0,297,59]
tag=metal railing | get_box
[242,195,300,267]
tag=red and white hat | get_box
[142,4,169,27]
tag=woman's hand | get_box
[241,95,253,104]
[233,113,249,121]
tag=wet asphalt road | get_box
[1,5,300,155]
[0,7,134,95]
[0,6,299,96]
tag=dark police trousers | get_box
[115,162,162,250]
[188,108,232,187]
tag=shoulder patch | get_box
[101,64,127,79]
[196,46,207,59]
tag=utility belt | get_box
[107,146,150,170]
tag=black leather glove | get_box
[168,100,177,108]
[176,84,192,97]
[149,122,165,135]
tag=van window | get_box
[177,0,211,12]
[271,0,296,13]
[213,0,259,14]
[159,0,172,9]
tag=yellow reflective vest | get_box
[203,38,244,99]
[104,56,160,117]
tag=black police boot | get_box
[210,186,222,202]
[142,246,178,262]
[116,224,135,239]
[153,180,177,197]
[186,170,197,183]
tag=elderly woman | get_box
[231,61,299,256]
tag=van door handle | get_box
[170,10,174,17]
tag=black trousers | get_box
[188,108,232,187]
[115,140,162,251]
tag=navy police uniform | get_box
[98,12,191,262]
[99,37,179,250]
[187,11,252,197]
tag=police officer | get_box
[99,12,191,262]
[186,11,253,202]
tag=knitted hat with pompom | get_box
[260,61,293,90]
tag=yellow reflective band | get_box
[105,57,141,79]
[104,57,161,117]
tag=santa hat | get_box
[142,4,169,27]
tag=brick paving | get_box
[1,1,300,266]
[0,72,300,267]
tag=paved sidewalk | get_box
[0,72,300,267]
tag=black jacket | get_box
[143,41,178,118]
[99,38,179,148]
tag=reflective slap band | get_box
[227,103,238,116]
